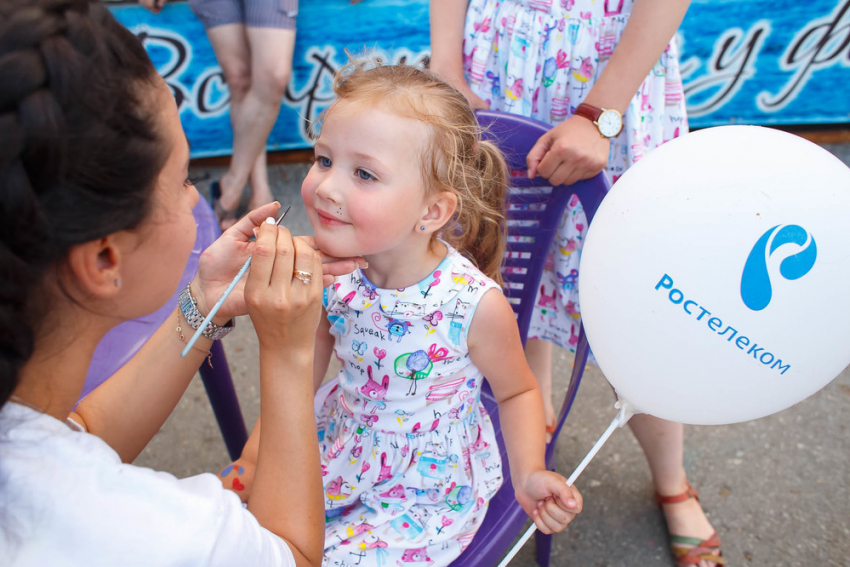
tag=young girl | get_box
[220,62,583,565]
[430,2,722,566]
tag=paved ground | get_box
[136,142,850,567]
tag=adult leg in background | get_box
[528,342,718,555]
[206,25,295,225]
[628,414,716,542]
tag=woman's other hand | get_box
[526,114,610,186]
[298,235,366,288]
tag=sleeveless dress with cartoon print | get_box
[315,245,504,566]
[463,0,689,353]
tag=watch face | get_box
[597,110,623,138]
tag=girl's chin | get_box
[314,234,363,261]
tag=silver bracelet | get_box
[178,283,235,341]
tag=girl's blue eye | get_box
[357,169,375,181]
[318,156,332,168]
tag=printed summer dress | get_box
[316,245,503,566]
[463,0,689,352]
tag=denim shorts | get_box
[189,0,298,30]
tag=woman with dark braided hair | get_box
[0,1,361,565]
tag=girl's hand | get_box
[192,203,365,324]
[515,470,583,534]
[244,218,324,350]
[526,114,610,186]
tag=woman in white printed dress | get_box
[431,1,723,566]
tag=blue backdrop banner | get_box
[110,0,850,157]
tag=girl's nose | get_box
[314,173,340,204]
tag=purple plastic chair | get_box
[81,198,248,460]
[450,111,610,567]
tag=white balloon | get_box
[579,125,850,425]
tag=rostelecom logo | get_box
[740,225,817,311]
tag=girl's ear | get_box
[420,191,458,234]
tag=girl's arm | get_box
[313,310,335,393]
[467,290,583,534]
[527,0,691,185]
[429,0,488,110]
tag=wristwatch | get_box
[178,283,235,340]
[574,103,624,138]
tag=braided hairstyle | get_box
[0,0,169,407]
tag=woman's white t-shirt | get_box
[0,402,295,567]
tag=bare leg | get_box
[628,414,717,543]
[206,27,293,219]
[206,24,253,220]
[247,150,273,210]
[525,338,556,438]
[229,28,294,210]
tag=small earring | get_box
[114,278,121,288]
[420,226,426,231]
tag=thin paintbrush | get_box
[181,206,291,357]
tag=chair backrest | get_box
[477,110,609,342]
[450,111,609,567]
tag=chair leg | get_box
[535,530,554,567]
[198,341,248,460]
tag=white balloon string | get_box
[496,403,635,567]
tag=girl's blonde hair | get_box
[320,61,508,286]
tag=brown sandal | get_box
[656,483,725,566]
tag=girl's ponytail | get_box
[443,140,508,287]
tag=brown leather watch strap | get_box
[574,102,602,123]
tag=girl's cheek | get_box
[300,172,313,202]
